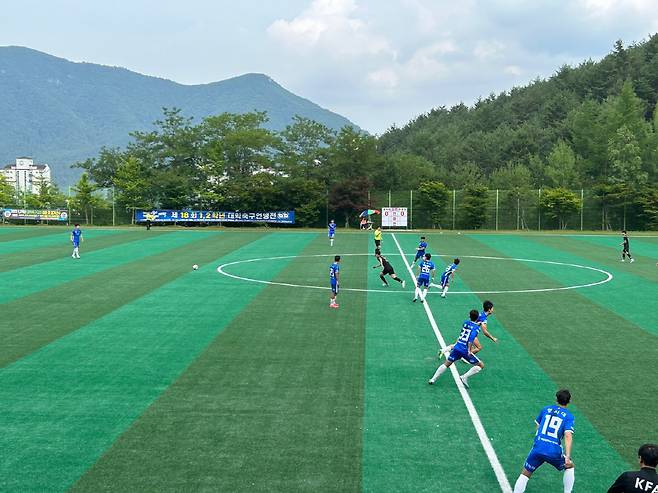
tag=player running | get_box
[70,224,83,259]
[372,249,405,288]
[428,309,485,388]
[413,236,428,264]
[328,220,337,247]
[413,253,435,303]
[436,258,460,298]
[513,389,575,493]
[329,255,340,308]
[621,230,634,263]
[440,300,498,358]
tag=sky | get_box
[2,0,658,133]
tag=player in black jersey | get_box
[373,249,406,288]
[621,230,634,263]
[607,443,658,492]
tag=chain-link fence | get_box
[2,188,651,230]
[329,189,651,231]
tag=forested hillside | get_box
[0,46,355,186]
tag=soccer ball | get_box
[192,264,199,270]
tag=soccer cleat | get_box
[402,280,406,288]
[460,376,469,388]
[420,299,424,303]
[330,303,339,309]
[630,258,635,263]
[412,298,417,302]
[382,283,388,287]
[428,379,435,385]
[441,293,446,298]
[621,259,625,262]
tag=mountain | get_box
[0,46,356,186]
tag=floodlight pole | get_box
[452,190,456,230]
[538,188,542,231]
[580,189,584,231]
[409,189,413,229]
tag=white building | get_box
[1,157,52,194]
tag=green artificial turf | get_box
[0,228,655,492]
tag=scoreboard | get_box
[382,207,408,228]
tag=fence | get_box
[332,189,649,231]
[2,188,650,230]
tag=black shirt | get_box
[607,467,658,492]
[623,236,630,249]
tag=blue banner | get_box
[3,208,68,221]
[136,209,295,224]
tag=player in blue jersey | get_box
[328,220,337,247]
[329,255,340,308]
[413,236,428,264]
[428,309,485,388]
[440,300,498,358]
[438,258,460,298]
[70,223,83,258]
[413,253,435,303]
[513,389,575,493]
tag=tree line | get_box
[1,36,657,229]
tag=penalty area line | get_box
[391,233,513,493]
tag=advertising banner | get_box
[136,209,295,224]
[381,207,408,227]
[3,208,68,221]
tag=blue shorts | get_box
[328,233,335,239]
[447,346,480,365]
[524,449,566,472]
[417,277,430,288]
[73,242,80,247]
[440,274,449,288]
[414,251,425,262]
[331,281,339,295]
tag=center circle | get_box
[216,253,613,295]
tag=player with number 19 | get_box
[513,389,575,493]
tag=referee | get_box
[607,443,658,492]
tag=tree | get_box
[373,153,436,190]
[540,187,581,229]
[279,177,325,227]
[328,126,381,182]
[72,173,97,224]
[461,185,489,229]
[329,177,370,227]
[279,116,335,180]
[0,174,15,206]
[636,185,658,229]
[113,156,151,209]
[608,125,647,188]
[418,181,450,228]
[447,162,483,189]
[545,141,582,188]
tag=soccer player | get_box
[329,255,340,308]
[70,223,83,258]
[513,389,575,493]
[441,300,498,358]
[607,443,658,492]
[438,258,460,298]
[413,253,435,303]
[328,220,337,247]
[372,248,405,288]
[413,236,428,264]
[428,309,485,388]
[374,226,382,249]
[621,230,634,263]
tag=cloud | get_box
[267,0,395,58]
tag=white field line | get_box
[216,253,613,295]
[391,233,513,493]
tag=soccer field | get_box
[1,226,657,492]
